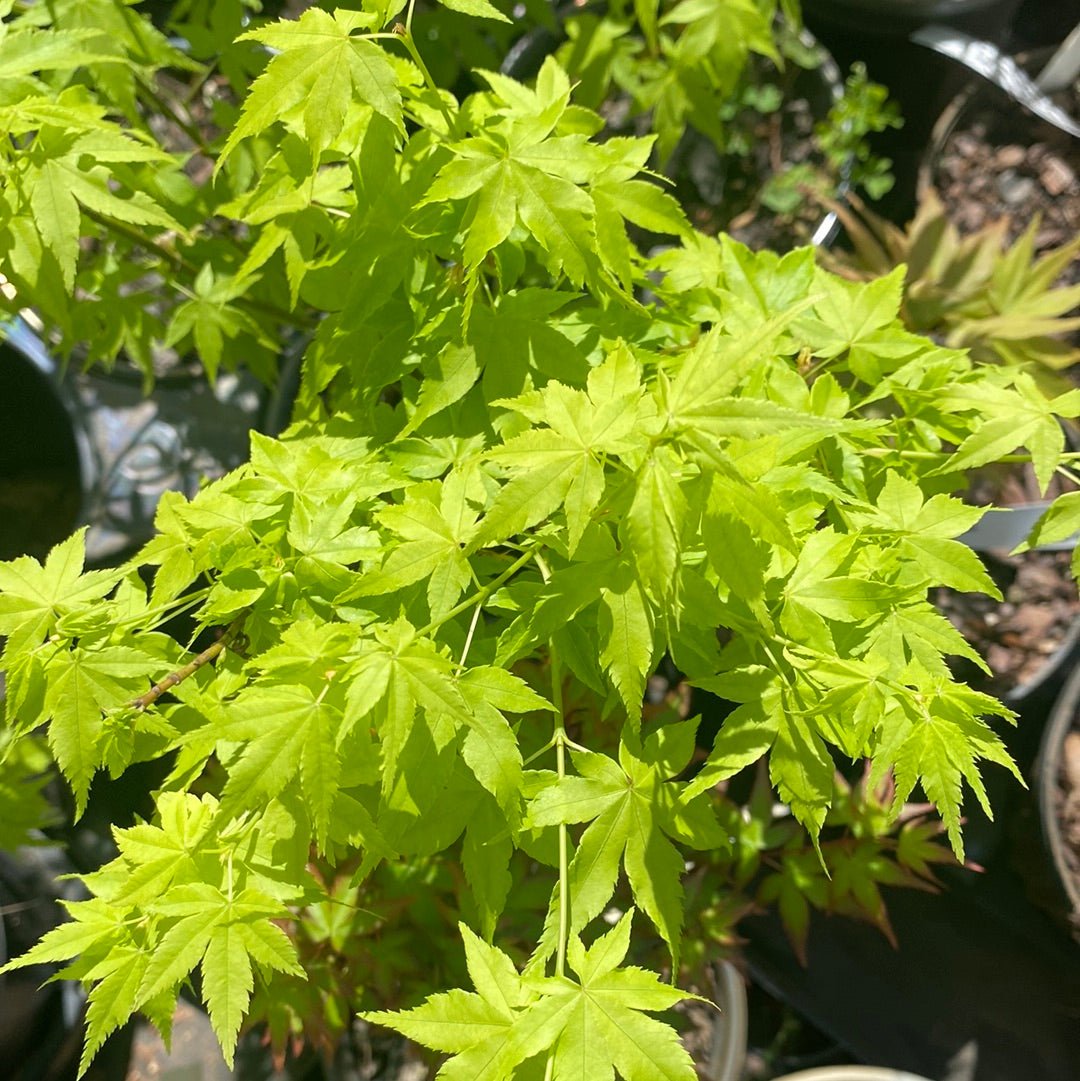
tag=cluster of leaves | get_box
[822,190,1080,390]
[550,0,898,228]
[676,760,955,970]
[550,0,785,164]
[813,62,901,201]
[725,56,900,220]
[0,1,1077,1078]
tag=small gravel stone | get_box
[996,169,1037,205]
[995,144,1026,168]
[1064,732,1080,790]
[954,133,980,157]
[1041,154,1077,196]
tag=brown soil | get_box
[934,549,1080,697]
[932,466,1080,697]
[928,77,1080,284]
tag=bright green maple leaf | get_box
[934,373,1080,492]
[873,678,1021,861]
[222,8,403,163]
[43,646,157,815]
[163,265,273,382]
[423,59,655,291]
[848,471,1000,597]
[136,881,303,1067]
[110,791,220,906]
[475,371,645,552]
[526,719,720,968]
[346,485,474,620]
[0,529,120,655]
[19,124,182,290]
[0,26,118,79]
[366,915,698,1081]
[214,684,344,853]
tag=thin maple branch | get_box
[137,76,214,157]
[82,208,318,332]
[129,612,248,712]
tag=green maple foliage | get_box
[0,1,1077,1077]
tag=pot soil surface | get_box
[927,75,1080,285]
[932,468,1080,698]
[934,548,1079,697]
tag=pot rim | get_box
[1036,658,1080,913]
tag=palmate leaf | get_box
[424,59,593,282]
[366,916,697,1081]
[346,485,473,620]
[424,59,685,294]
[19,125,182,290]
[138,882,302,1067]
[163,265,273,381]
[933,374,1080,492]
[849,472,999,596]
[476,364,646,553]
[526,720,719,968]
[43,646,161,815]
[0,792,304,1073]
[0,529,120,655]
[222,8,403,163]
[213,684,344,853]
[872,678,1021,861]
[110,791,219,906]
[338,630,544,840]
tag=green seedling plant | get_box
[1,1,1079,1077]
[760,61,902,216]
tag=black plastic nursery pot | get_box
[740,857,1080,1081]
[1010,0,1080,50]
[1036,659,1080,931]
[0,316,300,567]
[803,0,1023,221]
[0,322,86,562]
